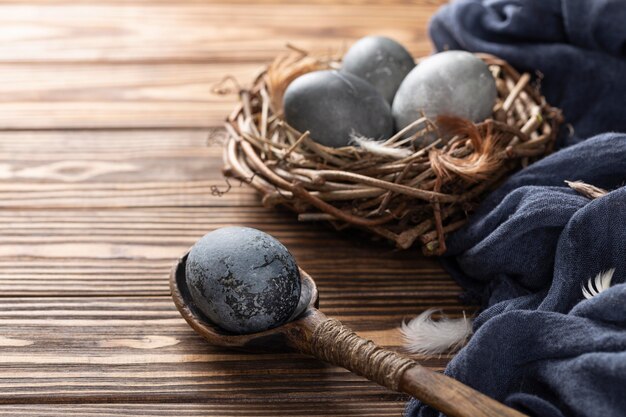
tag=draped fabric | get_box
[406,2,626,416]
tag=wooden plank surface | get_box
[0,403,406,416]
[0,297,451,404]
[0,1,469,415]
[0,3,438,63]
[0,211,459,304]
[0,205,459,299]
[0,130,255,207]
[0,64,255,129]
[0,1,440,129]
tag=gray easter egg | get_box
[392,51,497,132]
[283,70,393,148]
[185,226,301,334]
[341,36,415,104]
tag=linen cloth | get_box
[406,1,626,416]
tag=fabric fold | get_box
[406,1,626,415]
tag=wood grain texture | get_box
[0,296,454,404]
[0,206,462,299]
[0,127,470,410]
[0,130,255,207]
[0,64,255,129]
[0,1,471,415]
[0,3,437,63]
[0,402,405,416]
[0,0,446,4]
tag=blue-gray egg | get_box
[283,70,393,148]
[185,227,301,334]
[341,36,415,104]
[392,51,497,132]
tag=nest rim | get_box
[221,50,563,256]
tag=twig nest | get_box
[341,36,415,104]
[284,70,393,147]
[185,227,301,334]
[222,50,562,256]
[393,51,498,133]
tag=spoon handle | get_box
[288,310,526,417]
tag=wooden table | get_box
[0,1,471,415]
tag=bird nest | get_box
[221,50,563,255]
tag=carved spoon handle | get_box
[288,310,527,417]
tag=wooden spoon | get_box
[171,253,526,417]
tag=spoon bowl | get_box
[170,252,319,351]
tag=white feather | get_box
[401,309,473,355]
[582,268,615,299]
[350,134,412,159]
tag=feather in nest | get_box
[350,134,413,159]
[429,115,507,183]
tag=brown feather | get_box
[430,116,505,182]
[265,53,329,114]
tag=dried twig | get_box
[222,51,563,255]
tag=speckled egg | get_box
[341,36,415,104]
[283,70,393,148]
[392,51,497,131]
[185,227,301,334]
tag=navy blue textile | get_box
[406,1,626,416]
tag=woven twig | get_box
[222,51,563,255]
